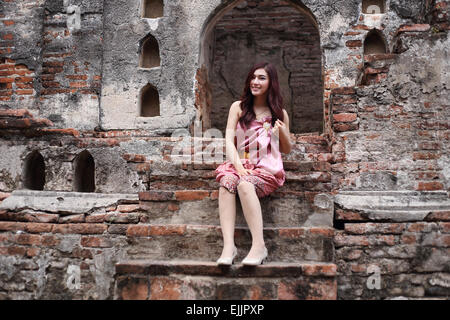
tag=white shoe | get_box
[242,247,268,266]
[217,247,238,265]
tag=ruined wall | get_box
[0,0,449,300]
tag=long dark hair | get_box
[238,62,284,130]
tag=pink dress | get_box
[215,115,286,198]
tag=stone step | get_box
[139,190,334,228]
[148,160,332,192]
[114,260,337,300]
[0,190,334,228]
[125,224,334,263]
[335,190,450,222]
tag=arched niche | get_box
[198,0,323,135]
[23,151,45,190]
[362,0,385,14]
[139,35,160,69]
[74,150,95,193]
[140,83,160,117]
[364,30,387,55]
[141,0,164,19]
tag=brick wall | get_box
[335,212,450,299]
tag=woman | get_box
[215,62,292,266]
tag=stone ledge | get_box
[115,260,337,278]
[0,190,138,215]
[334,190,450,222]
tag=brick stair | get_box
[115,260,337,300]
[114,179,337,299]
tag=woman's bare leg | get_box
[237,180,266,260]
[218,186,237,259]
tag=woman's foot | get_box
[242,246,268,266]
[217,246,238,265]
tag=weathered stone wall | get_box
[0,0,449,300]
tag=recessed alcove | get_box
[141,0,164,19]
[198,0,323,135]
[74,150,95,193]
[140,83,160,117]
[362,0,385,14]
[139,35,160,69]
[23,151,45,191]
[364,30,387,55]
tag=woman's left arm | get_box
[273,110,292,154]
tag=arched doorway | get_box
[23,151,45,190]
[74,150,95,192]
[198,0,323,135]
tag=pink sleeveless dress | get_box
[215,115,286,198]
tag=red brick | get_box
[41,235,60,247]
[279,228,305,239]
[303,264,337,276]
[126,225,151,237]
[69,82,89,88]
[15,234,42,246]
[175,190,210,201]
[139,191,174,201]
[334,123,359,132]
[398,24,431,33]
[150,277,181,300]
[26,247,40,257]
[438,222,450,233]
[0,221,24,232]
[149,225,186,236]
[117,204,140,213]
[417,182,444,191]
[0,77,14,83]
[210,190,219,200]
[7,246,27,256]
[345,40,362,47]
[426,211,450,221]
[401,234,419,244]
[120,277,149,300]
[413,152,440,160]
[25,223,53,233]
[122,154,146,163]
[3,33,13,40]
[52,223,107,235]
[14,76,33,83]
[331,87,356,95]
[332,96,357,105]
[65,75,88,80]
[334,233,369,247]
[81,236,112,248]
[333,113,357,122]
[309,228,334,237]
[59,214,85,223]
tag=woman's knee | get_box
[237,180,255,196]
[219,186,235,197]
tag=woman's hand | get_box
[272,119,288,138]
[236,166,253,176]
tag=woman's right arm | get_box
[224,101,250,175]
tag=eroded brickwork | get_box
[0,0,449,300]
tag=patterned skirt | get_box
[215,159,284,198]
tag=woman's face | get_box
[250,68,270,97]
